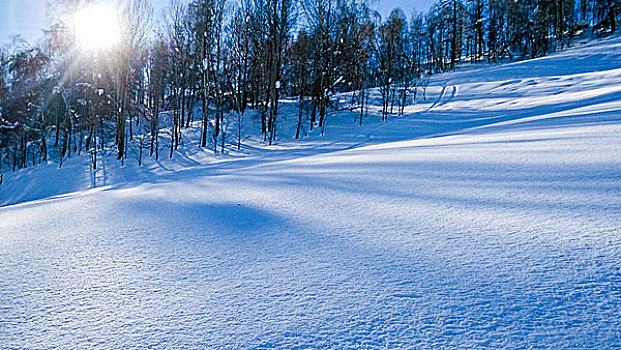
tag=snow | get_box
[1,36,621,348]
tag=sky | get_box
[0,0,436,45]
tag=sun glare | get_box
[74,4,121,51]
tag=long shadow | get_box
[2,35,620,209]
[40,98,617,203]
[233,159,620,215]
[368,89,621,144]
[432,35,621,85]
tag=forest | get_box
[0,0,619,175]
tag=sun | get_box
[73,4,121,51]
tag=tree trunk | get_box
[40,128,47,162]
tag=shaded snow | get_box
[1,36,620,349]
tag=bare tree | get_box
[114,0,153,160]
[229,111,244,150]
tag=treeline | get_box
[0,0,618,175]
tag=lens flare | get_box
[73,4,121,51]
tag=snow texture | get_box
[1,36,620,349]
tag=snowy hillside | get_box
[1,36,620,349]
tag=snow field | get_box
[1,35,620,349]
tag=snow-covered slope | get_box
[1,36,620,349]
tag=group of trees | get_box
[0,0,618,175]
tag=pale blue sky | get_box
[0,0,435,44]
